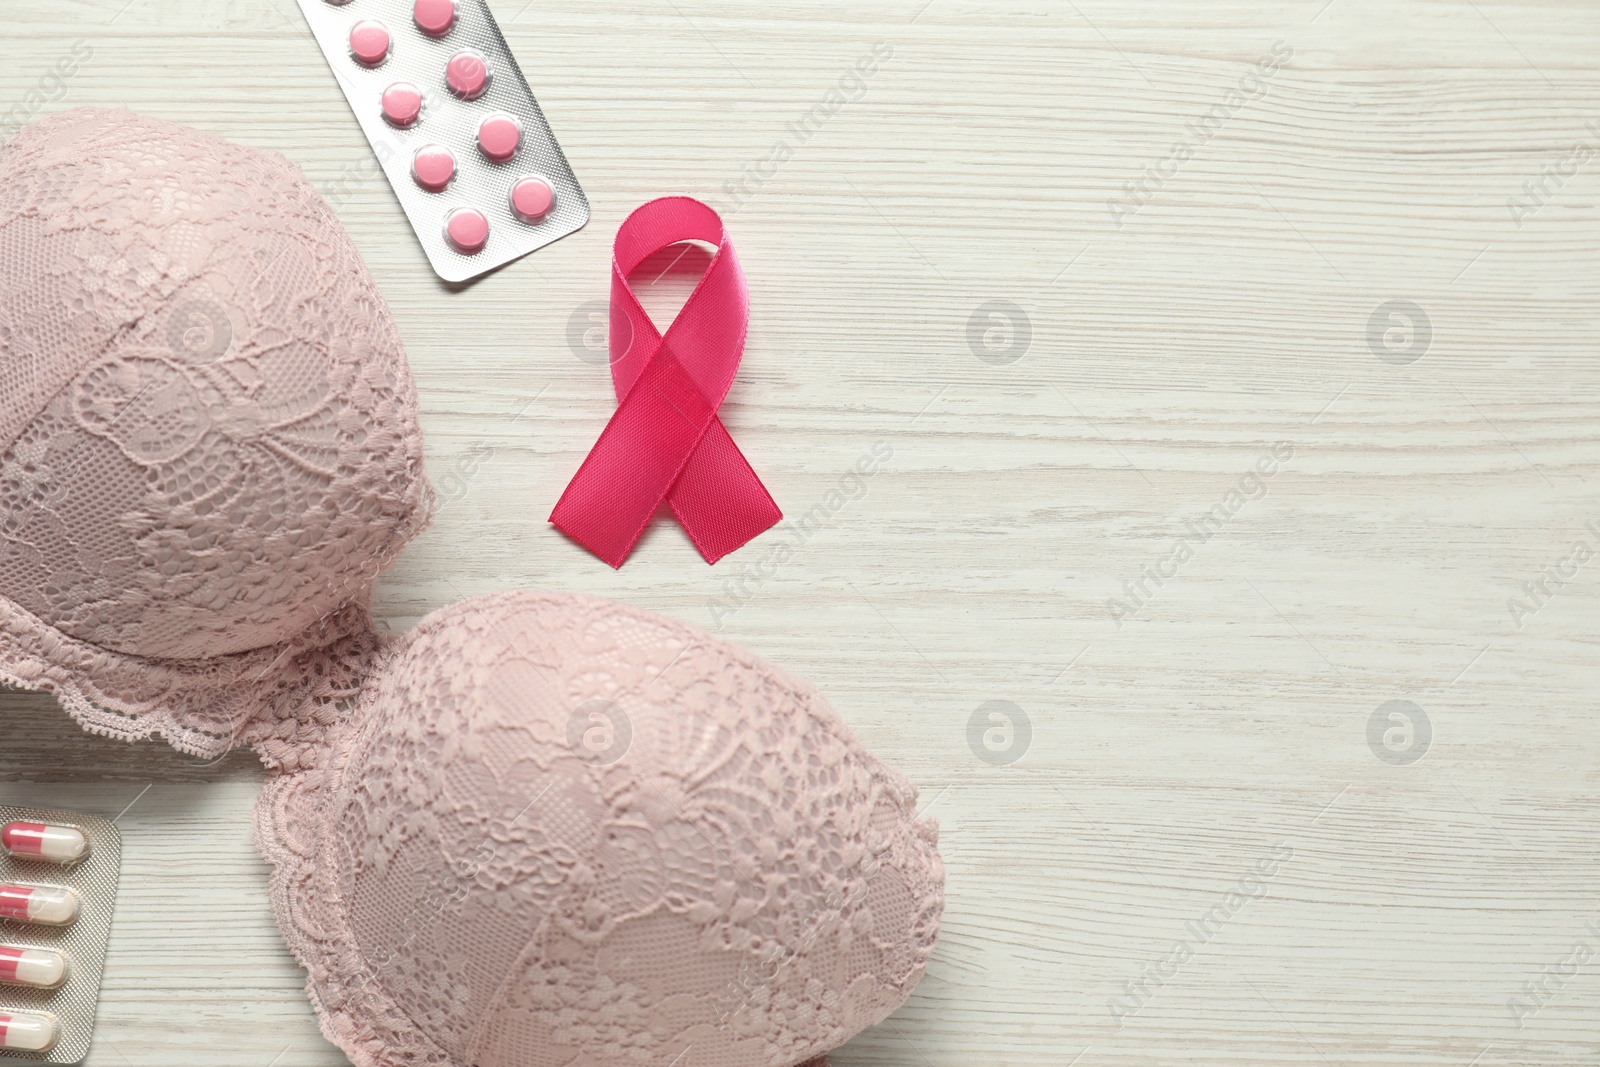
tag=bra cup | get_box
[259,591,943,1067]
[0,109,427,661]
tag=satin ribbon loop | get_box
[550,197,781,568]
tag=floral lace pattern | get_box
[0,109,429,754]
[0,593,387,763]
[255,591,943,1067]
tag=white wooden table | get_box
[4,1,1600,1064]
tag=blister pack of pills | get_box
[0,809,121,1063]
[294,0,590,282]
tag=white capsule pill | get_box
[0,1010,56,1052]
[0,885,79,926]
[1,821,88,864]
[0,945,66,988]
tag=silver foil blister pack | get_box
[295,0,589,282]
[0,808,121,1064]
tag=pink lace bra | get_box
[0,109,942,1067]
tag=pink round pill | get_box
[411,145,456,192]
[381,82,423,128]
[477,113,522,163]
[446,50,491,100]
[413,0,457,36]
[349,20,391,66]
[445,207,490,254]
[509,175,555,223]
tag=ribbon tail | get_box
[550,351,718,568]
[668,416,782,564]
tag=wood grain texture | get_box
[3,0,1600,1064]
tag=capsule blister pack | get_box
[0,809,121,1063]
[294,0,590,282]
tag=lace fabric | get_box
[0,109,430,757]
[0,595,385,764]
[255,591,943,1067]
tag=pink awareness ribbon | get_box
[550,197,781,568]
